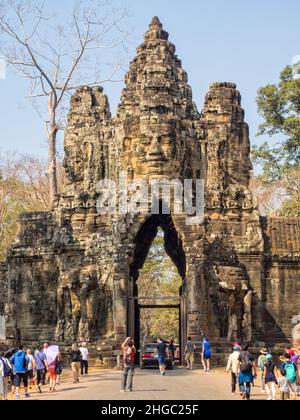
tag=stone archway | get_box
[127,214,187,363]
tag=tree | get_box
[0,151,64,260]
[252,61,300,215]
[137,230,182,347]
[0,0,127,201]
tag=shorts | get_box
[27,369,34,379]
[15,373,28,388]
[158,356,166,366]
[203,353,211,360]
[185,352,195,363]
[48,366,57,381]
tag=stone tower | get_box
[3,18,300,352]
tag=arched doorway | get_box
[127,214,187,364]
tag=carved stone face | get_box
[124,120,177,179]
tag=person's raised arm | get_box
[122,337,132,348]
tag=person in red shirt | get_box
[121,337,136,392]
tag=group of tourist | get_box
[0,342,89,400]
[185,336,211,372]
[226,343,300,400]
[120,335,212,392]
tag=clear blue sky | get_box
[1,0,300,159]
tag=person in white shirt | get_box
[226,346,241,394]
[79,343,89,376]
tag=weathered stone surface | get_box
[2,17,300,350]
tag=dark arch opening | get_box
[128,214,187,365]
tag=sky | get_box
[0,0,300,160]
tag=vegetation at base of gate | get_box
[251,63,300,216]
[138,230,181,347]
[0,152,65,261]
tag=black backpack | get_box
[240,351,253,373]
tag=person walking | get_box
[185,337,195,370]
[258,348,268,393]
[156,337,167,376]
[264,354,278,400]
[237,344,256,400]
[69,344,82,384]
[121,337,136,392]
[26,349,36,390]
[0,352,12,401]
[34,346,48,393]
[79,342,89,376]
[278,368,292,400]
[202,337,211,372]
[226,345,241,394]
[9,345,31,399]
[168,339,176,366]
[47,349,60,392]
[6,349,16,397]
[280,353,299,400]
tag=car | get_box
[140,343,174,370]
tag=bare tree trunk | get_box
[48,129,58,202]
[48,93,58,202]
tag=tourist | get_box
[185,337,195,370]
[47,347,60,392]
[55,354,63,386]
[156,337,167,376]
[257,348,268,393]
[278,368,291,400]
[226,345,241,394]
[26,349,36,390]
[121,337,136,392]
[202,337,211,372]
[280,353,298,399]
[237,344,256,400]
[69,344,82,384]
[0,352,12,401]
[168,339,176,366]
[80,342,89,376]
[34,345,48,393]
[5,349,16,396]
[9,345,31,399]
[264,354,278,400]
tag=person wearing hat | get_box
[258,348,268,393]
[226,345,241,394]
[264,354,278,400]
[79,342,89,376]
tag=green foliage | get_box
[252,63,300,216]
[138,230,182,345]
[0,153,50,261]
[253,65,300,181]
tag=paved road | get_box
[23,367,269,401]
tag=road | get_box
[17,367,270,401]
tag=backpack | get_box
[1,358,12,378]
[55,359,63,375]
[240,352,253,373]
[284,362,297,383]
[258,355,267,370]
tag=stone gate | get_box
[2,17,300,351]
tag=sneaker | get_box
[25,393,30,398]
[126,389,133,392]
[15,394,20,399]
[261,390,266,393]
[120,389,126,393]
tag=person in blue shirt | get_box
[9,345,31,399]
[202,337,211,372]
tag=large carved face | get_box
[124,119,177,179]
